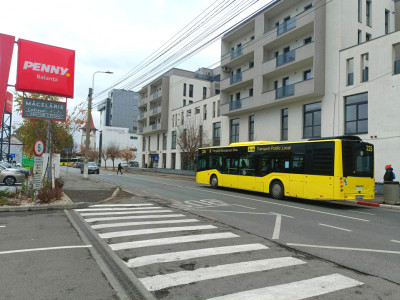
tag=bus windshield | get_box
[342,141,373,178]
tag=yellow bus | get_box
[196,136,374,201]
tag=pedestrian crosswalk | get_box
[74,203,364,299]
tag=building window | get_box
[171,131,176,149]
[163,133,167,150]
[199,126,203,147]
[195,107,200,114]
[385,9,390,34]
[366,0,371,26]
[304,37,312,45]
[303,102,321,138]
[394,44,400,75]
[281,108,288,140]
[203,87,207,99]
[230,118,240,143]
[249,88,253,97]
[142,137,146,151]
[249,115,254,141]
[213,102,216,118]
[157,134,160,150]
[203,104,207,120]
[366,33,371,41]
[213,122,221,146]
[183,99,186,106]
[249,61,254,68]
[304,3,312,10]
[216,89,220,95]
[303,70,312,81]
[189,84,194,97]
[189,100,193,105]
[187,109,192,117]
[217,100,220,117]
[361,53,369,82]
[358,0,362,22]
[183,83,186,96]
[345,93,368,134]
[347,58,354,86]
[358,30,362,44]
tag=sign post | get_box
[33,139,45,205]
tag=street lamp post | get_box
[83,71,113,179]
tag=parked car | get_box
[130,161,139,168]
[73,162,83,168]
[0,164,25,185]
[80,162,100,174]
[0,161,30,178]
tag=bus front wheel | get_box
[210,175,218,189]
[270,181,284,200]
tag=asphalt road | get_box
[68,168,400,299]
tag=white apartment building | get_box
[219,0,400,185]
[138,68,221,169]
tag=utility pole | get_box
[83,87,93,179]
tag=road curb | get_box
[348,200,400,210]
[0,186,121,213]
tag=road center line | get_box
[348,210,375,216]
[287,243,400,255]
[0,245,92,255]
[272,214,282,240]
[188,209,275,216]
[0,226,5,228]
[318,223,352,232]
[233,204,256,210]
[390,240,400,244]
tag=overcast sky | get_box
[1,0,270,138]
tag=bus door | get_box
[221,156,239,188]
[237,157,259,191]
[289,155,304,198]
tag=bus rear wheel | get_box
[210,175,218,189]
[270,181,284,200]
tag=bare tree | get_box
[119,146,137,164]
[106,145,120,170]
[101,149,111,168]
[176,118,210,171]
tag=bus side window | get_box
[292,155,304,173]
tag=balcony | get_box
[277,17,296,36]
[262,42,314,77]
[276,50,295,67]
[263,9,314,47]
[229,99,242,111]
[231,47,243,59]
[152,123,159,130]
[139,112,145,120]
[276,84,295,99]
[221,79,321,116]
[138,98,147,107]
[230,73,242,85]
[139,127,144,133]
[395,60,400,75]
[152,106,159,114]
[152,90,162,100]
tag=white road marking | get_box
[207,273,363,300]
[189,209,275,216]
[76,207,162,212]
[110,232,240,251]
[287,243,400,254]
[233,204,256,210]
[99,225,217,239]
[0,226,5,228]
[91,219,199,229]
[391,240,400,244]
[272,214,282,240]
[134,177,371,222]
[84,214,186,223]
[270,212,294,218]
[139,257,306,291]
[126,243,268,268]
[0,245,92,255]
[80,210,172,216]
[348,210,375,216]
[318,223,352,232]
[92,204,154,207]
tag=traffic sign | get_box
[10,154,15,158]
[34,139,45,156]
[33,156,44,189]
